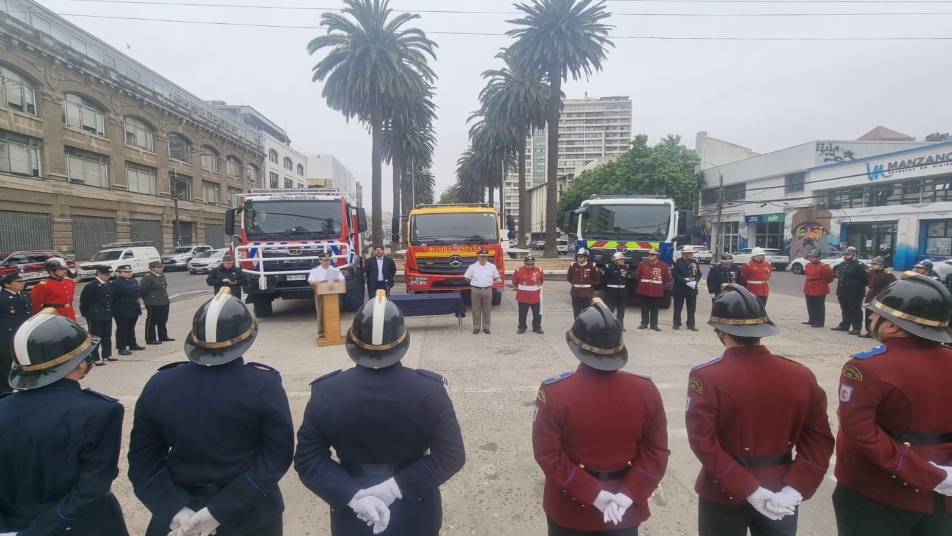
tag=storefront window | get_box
[925,220,952,257]
[754,221,785,249]
[717,221,740,253]
[826,175,952,208]
[842,222,897,266]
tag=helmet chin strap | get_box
[871,316,888,343]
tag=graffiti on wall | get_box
[693,217,711,248]
[816,143,857,163]
[785,207,838,260]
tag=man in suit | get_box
[111,265,144,356]
[140,261,174,344]
[79,265,116,365]
[0,271,31,392]
[365,245,397,297]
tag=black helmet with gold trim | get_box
[708,284,779,338]
[346,289,409,369]
[9,309,101,390]
[565,298,627,371]
[866,275,952,343]
[185,287,258,366]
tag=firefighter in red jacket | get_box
[30,257,77,320]
[533,299,668,535]
[511,255,545,334]
[741,247,772,307]
[686,284,835,536]
[833,275,952,536]
[802,249,834,328]
[634,248,670,331]
[566,248,599,319]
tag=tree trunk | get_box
[543,74,562,259]
[370,115,384,248]
[487,181,495,208]
[401,164,412,250]
[517,128,528,248]
[391,148,401,249]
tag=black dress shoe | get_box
[801,321,813,325]
[473,329,480,335]
[517,328,526,334]
[159,337,176,342]
[811,324,824,328]
[830,326,849,332]
[687,326,699,332]
[130,345,147,351]
[672,325,680,331]
[848,330,861,335]
[858,333,872,338]
[93,360,106,366]
[146,341,162,345]
[104,356,119,361]
[118,349,132,356]
[483,329,491,335]
[638,325,648,330]
[533,328,544,334]
[650,327,662,332]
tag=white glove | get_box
[747,487,789,521]
[0,532,18,536]
[765,485,802,515]
[178,507,220,536]
[353,477,403,506]
[687,281,697,289]
[166,506,195,536]
[593,490,622,525]
[608,492,633,521]
[930,462,952,496]
[710,293,716,299]
[348,495,391,534]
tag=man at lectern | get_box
[309,253,345,337]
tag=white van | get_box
[77,242,161,280]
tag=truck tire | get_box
[341,268,366,312]
[253,296,273,317]
[491,289,502,306]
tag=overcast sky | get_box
[38,0,952,210]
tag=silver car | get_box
[188,248,228,274]
[730,248,790,271]
[161,244,213,270]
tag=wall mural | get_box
[693,217,711,248]
[786,207,838,260]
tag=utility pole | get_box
[713,172,724,256]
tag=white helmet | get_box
[751,247,766,257]
[682,245,695,253]
[611,251,626,261]
[577,248,589,257]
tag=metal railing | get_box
[233,241,353,291]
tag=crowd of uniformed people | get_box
[0,243,951,536]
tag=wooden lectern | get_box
[314,281,346,347]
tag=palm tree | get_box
[468,118,517,209]
[507,0,613,257]
[383,90,436,226]
[408,167,436,205]
[308,0,437,245]
[479,48,551,247]
[455,148,490,203]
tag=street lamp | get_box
[689,160,725,256]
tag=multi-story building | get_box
[503,95,632,224]
[0,0,266,259]
[305,153,358,202]
[212,103,307,191]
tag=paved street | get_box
[68,272,879,536]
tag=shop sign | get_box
[744,213,784,223]
[866,150,952,181]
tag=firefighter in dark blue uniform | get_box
[0,309,128,535]
[111,265,144,355]
[601,251,630,329]
[0,271,31,392]
[706,254,744,299]
[295,289,466,536]
[127,288,294,536]
[79,265,115,365]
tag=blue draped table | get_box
[389,292,465,326]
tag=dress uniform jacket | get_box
[706,264,743,295]
[0,288,31,392]
[30,277,76,320]
[634,260,670,298]
[79,278,114,321]
[566,262,599,299]
[532,365,669,530]
[865,270,897,303]
[207,265,248,299]
[803,261,834,296]
[111,277,142,318]
[127,359,294,536]
[139,271,170,305]
[0,379,127,535]
[512,265,544,304]
[741,260,772,297]
[672,258,702,296]
[835,259,869,299]
[601,263,628,294]
[294,363,466,536]
[685,346,835,505]
[835,338,952,513]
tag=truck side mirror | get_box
[225,209,236,236]
[390,216,400,244]
[356,207,368,233]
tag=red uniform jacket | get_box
[512,266,544,304]
[741,261,772,297]
[865,269,897,303]
[30,277,77,320]
[802,261,834,296]
[835,338,952,513]
[634,261,670,298]
[685,346,834,505]
[533,365,669,531]
[566,262,599,298]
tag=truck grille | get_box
[260,251,314,272]
[417,256,494,275]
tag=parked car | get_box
[674,245,714,264]
[76,243,161,280]
[556,239,570,255]
[161,244,214,271]
[730,248,789,271]
[928,258,952,290]
[188,248,228,274]
[0,251,75,288]
[789,251,872,274]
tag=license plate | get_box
[287,274,306,281]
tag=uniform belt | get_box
[888,431,952,445]
[517,285,542,291]
[181,483,223,497]
[341,459,416,478]
[642,280,663,284]
[0,501,57,517]
[606,284,627,288]
[41,303,71,308]
[746,281,767,285]
[583,465,631,481]
[471,286,491,290]
[736,452,792,469]
[572,284,592,288]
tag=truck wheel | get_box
[491,289,502,306]
[341,268,366,312]
[253,297,273,317]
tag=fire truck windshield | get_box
[411,213,499,245]
[244,200,342,240]
[581,204,672,242]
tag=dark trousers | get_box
[698,497,798,536]
[144,304,170,342]
[368,280,390,296]
[114,316,139,350]
[604,291,627,325]
[673,294,697,327]
[639,296,662,328]
[805,295,827,326]
[571,296,593,319]
[547,517,638,536]
[837,296,864,331]
[517,301,542,330]
[0,346,12,392]
[87,319,113,360]
[833,483,952,536]
[756,295,769,307]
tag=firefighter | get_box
[741,247,772,307]
[802,249,834,328]
[672,245,703,331]
[511,254,545,334]
[706,254,743,299]
[833,275,952,535]
[912,259,940,280]
[0,271,31,392]
[634,248,670,331]
[566,248,599,319]
[860,256,896,338]
[30,257,77,320]
[601,251,629,330]
[831,247,868,336]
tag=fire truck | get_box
[395,204,515,305]
[224,189,367,317]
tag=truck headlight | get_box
[410,277,428,285]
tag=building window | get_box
[65,147,109,188]
[0,130,42,177]
[123,116,154,151]
[200,145,220,172]
[168,133,192,163]
[203,181,220,205]
[284,178,293,189]
[269,171,279,188]
[247,164,259,184]
[269,149,278,164]
[171,174,192,201]
[284,157,293,171]
[718,221,741,254]
[296,163,304,176]
[226,156,241,178]
[126,162,157,195]
[784,172,805,193]
[227,187,242,208]
[0,64,37,115]
[63,93,106,136]
[701,188,718,206]
[724,183,746,203]
[754,221,785,250]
